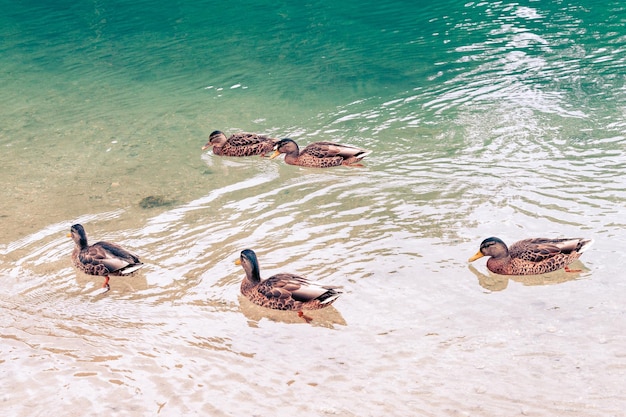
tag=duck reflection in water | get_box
[238,295,347,328]
[467,262,590,292]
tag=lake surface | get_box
[1,1,625,415]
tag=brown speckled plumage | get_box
[236,249,341,310]
[202,130,277,157]
[68,224,144,290]
[270,138,371,168]
[469,237,594,275]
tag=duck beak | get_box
[66,232,72,238]
[234,259,242,265]
[269,150,280,159]
[201,142,212,151]
[468,251,484,262]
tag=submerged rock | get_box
[139,195,177,209]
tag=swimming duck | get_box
[68,224,144,291]
[202,130,278,157]
[235,249,342,311]
[270,138,371,168]
[468,237,594,275]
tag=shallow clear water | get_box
[1,1,625,415]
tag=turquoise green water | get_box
[1,1,625,416]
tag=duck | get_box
[235,249,342,312]
[202,130,278,157]
[270,138,372,168]
[468,237,594,275]
[68,224,144,291]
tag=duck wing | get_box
[83,241,142,273]
[229,133,276,146]
[510,238,586,263]
[258,273,338,303]
[303,142,370,159]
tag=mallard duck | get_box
[270,138,372,168]
[235,249,342,311]
[468,237,594,275]
[202,130,278,157]
[68,224,144,291]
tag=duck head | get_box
[468,237,509,261]
[202,130,228,150]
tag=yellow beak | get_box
[468,251,484,262]
[269,150,280,159]
[234,259,241,266]
[66,233,72,238]
[201,142,212,151]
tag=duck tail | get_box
[121,263,145,275]
[318,288,342,304]
[577,238,594,253]
[358,149,373,158]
